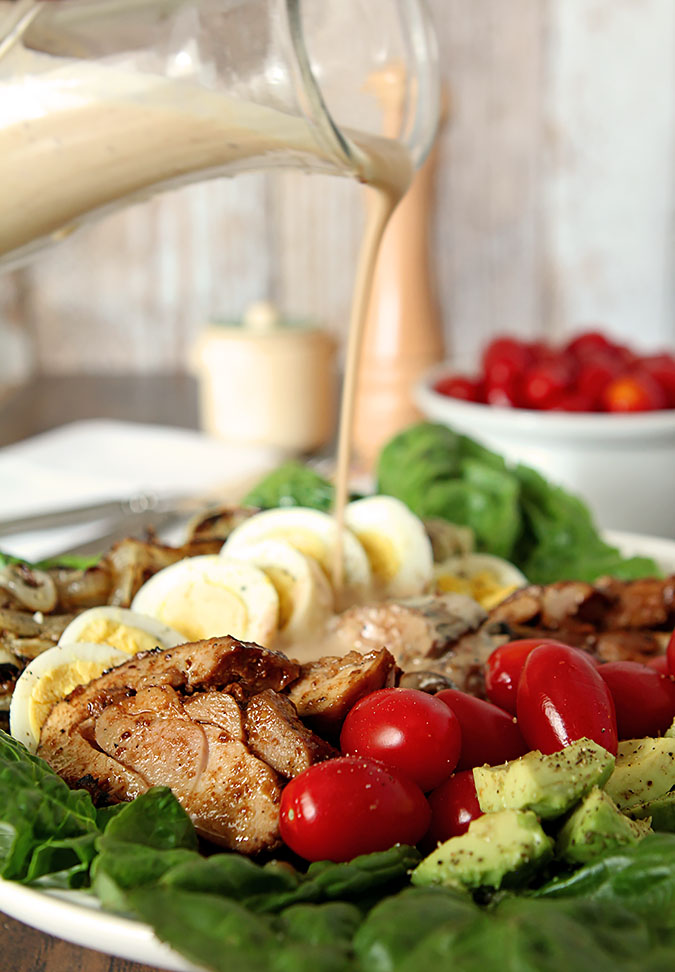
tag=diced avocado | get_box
[665,718,675,739]
[629,791,675,832]
[556,787,652,864]
[411,809,554,892]
[473,738,615,819]
[603,737,675,810]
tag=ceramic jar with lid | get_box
[192,301,338,454]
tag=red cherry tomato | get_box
[597,661,675,739]
[522,360,572,410]
[279,756,430,862]
[482,337,532,387]
[434,374,484,403]
[577,354,622,406]
[435,688,527,769]
[647,654,670,675]
[484,639,576,715]
[601,372,667,412]
[516,643,618,755]
[426,770,483,844]
[484,375,521,407]
[667,629,675,676]
[340,688,462,792]
[639,354,675,407]
[565,330,615,361]
[550,391,595,412]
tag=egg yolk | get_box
[266,528,326,571]
[353,530,400,583]
[29,660,111,742]
[73,617,161,655]
[436,570,517,609]
[261,565,296,631]
[153,579,249,642]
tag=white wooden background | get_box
[0,0,673,386]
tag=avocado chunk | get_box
[665,718,675,739]
[629,791,675,832]
[473,738,615,819]
[603,737,675,810]
[411,809,554,892]
[556,787,652,864]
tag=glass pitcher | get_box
[0,0,439,269]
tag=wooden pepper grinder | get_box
[352,76,449,472]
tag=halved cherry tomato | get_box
[435,688,527,769]
[517,643,618,755]
[426,770,483,845]
[598,661,675,739]
[279,756,430,863]
[484,638,575,715]
[340,688,462,792]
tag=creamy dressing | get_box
[0,41,410,266]
[0,26,415,605]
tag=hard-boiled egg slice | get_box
[131,555,279,646]
[58,606,185,656]
[221,507,372,609]
[229,539,334,644]
[434,553,527,609]
[10,642,128,753]
[343,495,434,599]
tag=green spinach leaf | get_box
[0,731,100,883]
[242,461,335,512]
[533,834,675,928]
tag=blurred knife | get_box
[0,492,191,538]
[48,508,192,559]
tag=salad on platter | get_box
[0,422,673,972]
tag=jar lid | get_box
[212,301,322,337]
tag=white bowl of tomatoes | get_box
[415,331,675,539]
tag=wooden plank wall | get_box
[0,0,673,385]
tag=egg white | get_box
[131,554,279,646]
[10,641,128,753]
[58,606,185,656]
[343,495,434,599]
[228,538,334,644]
[221,507,372,609]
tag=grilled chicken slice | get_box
[38,637,300,851]
[488,575,675,665]
[244,689,337,777]
[286,648,397,735]
[183,691,245,740]
[94,685,282,853]
[490,577,675,633]
[321,593,490,694]
[328,594,487,667]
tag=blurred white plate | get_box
[0,420,283,561]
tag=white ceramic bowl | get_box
[415,363,675,540]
